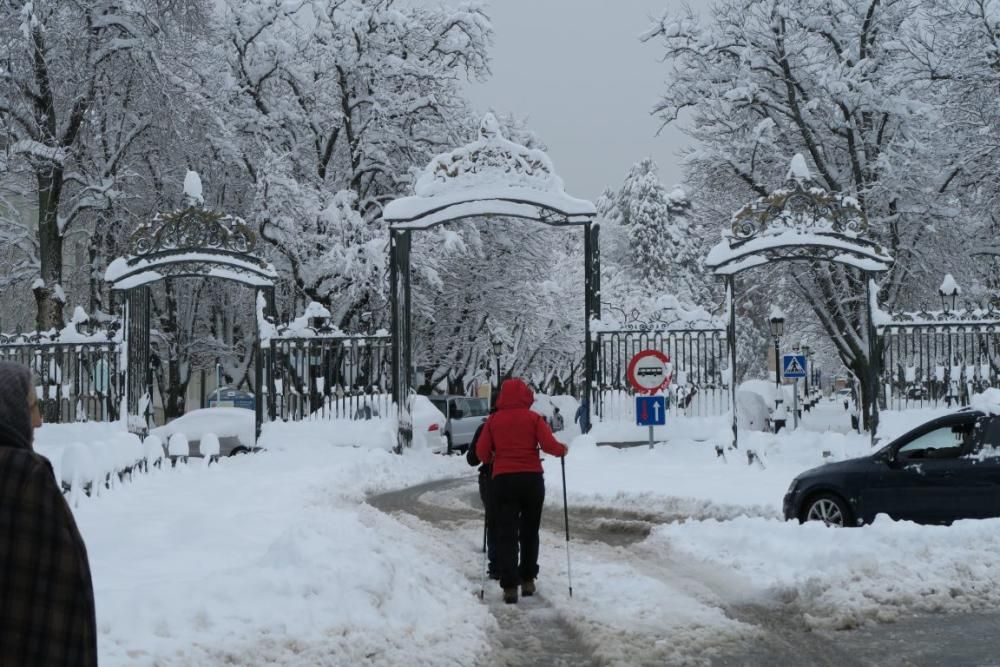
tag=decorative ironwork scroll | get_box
[731,172,868,242]
[127,206,263,265]
[418,114,558,196]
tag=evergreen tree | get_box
[602,158,705,310]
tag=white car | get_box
[410,395,448,451]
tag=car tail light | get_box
[428,423,440,432]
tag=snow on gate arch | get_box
[383,113,599,451]
[705,154,894,449]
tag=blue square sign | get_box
[636,395,666,426]
[782,354,807,379]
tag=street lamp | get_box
[939,274,960,313]
[769,311,785,432]
[802,344,812,411]
[490,335,503,404]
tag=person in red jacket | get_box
[475,378,568,604]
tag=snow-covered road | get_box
[41,404,1000,666]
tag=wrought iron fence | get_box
[0,331,122,423]
[879,309,1000,410]
[263,335,394,423]
[595,326,730,420]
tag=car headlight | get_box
[785,477,801,495]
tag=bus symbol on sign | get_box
[627,350,673,394]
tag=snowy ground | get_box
[31,398,1000,665]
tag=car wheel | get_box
[801,493,853,527]
[228,445,251,457]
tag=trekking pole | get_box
[561,456,573,598]
[479,515,488,600]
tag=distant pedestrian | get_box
[466,408,498,580]
[551,406,564,432]
[476,378,568,604]
[574,398,591,434]
[0,362,97,666]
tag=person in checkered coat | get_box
[0,362,97,666]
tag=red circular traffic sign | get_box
[627,349,673,394]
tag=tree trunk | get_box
[34,169,65,330]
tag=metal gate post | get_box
[390,228,413,452]
[726,276,738,449]
[583,221,598,430]
[866,275,880,446]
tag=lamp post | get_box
[802,344,811,411]
[490,335,503,404]
[769,311,785,432]
[939,274,960,314]
[939,276,961,405]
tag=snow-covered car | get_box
[149,407,255,456]
[410,395,447,451]
[784,409,1000,526]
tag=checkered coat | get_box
[0,422,98,666]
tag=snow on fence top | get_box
[876,305,1000,331]
[592,298,725,332]
[0,306,120,345]
[384,114,595,227]
[256,295,389,343]
[705,154,893,275]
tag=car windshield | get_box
[458,397,489,417]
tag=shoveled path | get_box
[369,476,1000,667]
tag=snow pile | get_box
[71,436,489,665]
[649,516,1000,629]
[970,388,1000,415]
[167,433,189,457]
[183,169,204,205]
[786,153,811,181]
[142,435,164,466]
[199,432,220,459]
[939,273,961,296]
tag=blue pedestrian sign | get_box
[636,395,666,426]
[782,354,807,379]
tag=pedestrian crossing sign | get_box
[782,354,807,379]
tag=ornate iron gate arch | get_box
[705,155,894,448]
[384,114,600,450]
[105,198,277,438]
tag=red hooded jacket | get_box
[476,378,568,477]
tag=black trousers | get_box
[478,470,497,570]
[492,472,545,589]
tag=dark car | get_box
[783,409,1000,526]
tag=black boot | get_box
[503,587,518,604]
[521,579,535,596]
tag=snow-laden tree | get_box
[599,158,708,315]
[643,0,975,426]
[899,0,1000,306]
[207,0,492,330]
[0,0,179,329]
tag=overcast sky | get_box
[459,0,695,200]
